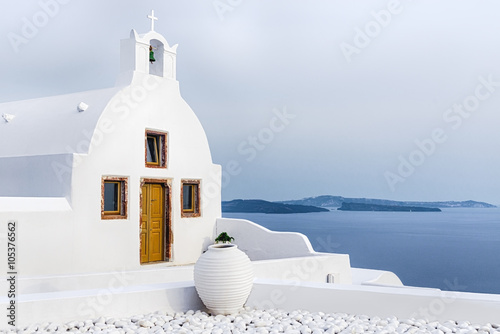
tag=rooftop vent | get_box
[2,113,15,123]
[77,102,89,112]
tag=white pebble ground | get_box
[9,308,500,334]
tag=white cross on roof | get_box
[148,10,158,31]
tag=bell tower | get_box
[118,10,178,84]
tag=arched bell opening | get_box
[149,39,164,77]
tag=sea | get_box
[223,208,500,295]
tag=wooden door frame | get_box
[140,178,172,263]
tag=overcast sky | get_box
[1,1,500,204]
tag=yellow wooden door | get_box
[140,183,165,263]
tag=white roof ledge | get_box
[0,197,71,212]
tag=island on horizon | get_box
[222,199,328,214]
[222,195,495,214]
[337,202,441,212]
[279,195,496,209]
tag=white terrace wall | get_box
[0,206,74,276]
[247,281,500,324]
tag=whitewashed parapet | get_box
[216,218,316,260]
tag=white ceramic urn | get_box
[194,244,254,315]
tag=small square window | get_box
[104,181,121,213]
[181,180,200,217]
[146,136,159,164]
[145,131,167,168]
[102,177,128,219]
[183,184,195,212]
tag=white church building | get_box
[1,13,500,329]
[1,24,221,275]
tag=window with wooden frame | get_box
[145,130,167,168]
[181,180,200,217]
[101,177,128,219]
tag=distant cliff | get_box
[338,202,441,212]
[280,195,496,208]
[222,199,329,214]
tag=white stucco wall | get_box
[247,281,500,324]
[0,210,76,276]
[216,218,317,260]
